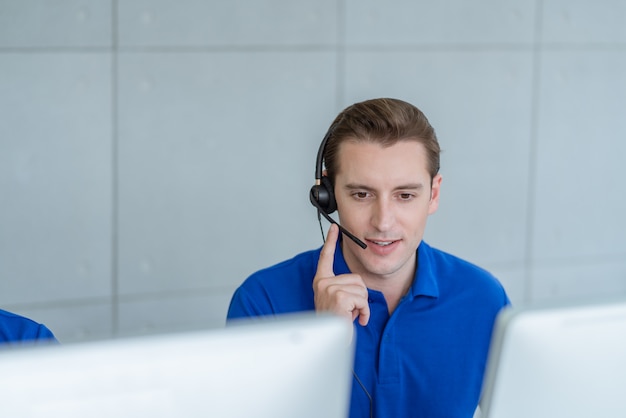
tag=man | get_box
[227,98,509,417]
[0,309,58,345]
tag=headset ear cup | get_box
[319,176,337,214]
[309,176,337,215]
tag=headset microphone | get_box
[309,127,368,250]
[309,189,367,249]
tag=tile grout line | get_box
[524,0,544,304]
[111,0,120,338]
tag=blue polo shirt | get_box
[0,309,58,346]
[227,240,509,418]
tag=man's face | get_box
[334,139,441,282]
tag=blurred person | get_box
[0,308,58,345]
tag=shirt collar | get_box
[409,241,440,299]
[332,237,351,276]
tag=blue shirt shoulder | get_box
[415,241,509,305]
[227,247,323,318]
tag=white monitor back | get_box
[481,298,626,418]
[0,313,355,418]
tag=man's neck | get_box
[364,272,414,315]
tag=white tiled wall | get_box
[117,0,338,46]
[1,0,624,343]
[116,50,335,299]
[0,0,111,48]
[344,0,535,45]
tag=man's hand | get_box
[313,224,370,326]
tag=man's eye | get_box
[353,192,368,199]
[399,193,414,200]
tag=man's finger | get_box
[356,303,370,326]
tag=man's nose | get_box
[371,198,394,231]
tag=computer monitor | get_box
[481,298,626,418]
[0,313,355,418]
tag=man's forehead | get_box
[337,137,427,153]
[336,140,429,164]
[335,141,431,183]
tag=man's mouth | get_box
[371,240,397,247]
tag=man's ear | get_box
[428,174,442,215]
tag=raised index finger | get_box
[316,223,340,278]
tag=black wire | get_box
[352,369,373,418]
[317,209,326,243]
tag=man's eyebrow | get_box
[344,183,425,191]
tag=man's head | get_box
[320,98,443,284]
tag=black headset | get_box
[309,128,336,214]
[309,127,367,249]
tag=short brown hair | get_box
[323,98,440,185]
